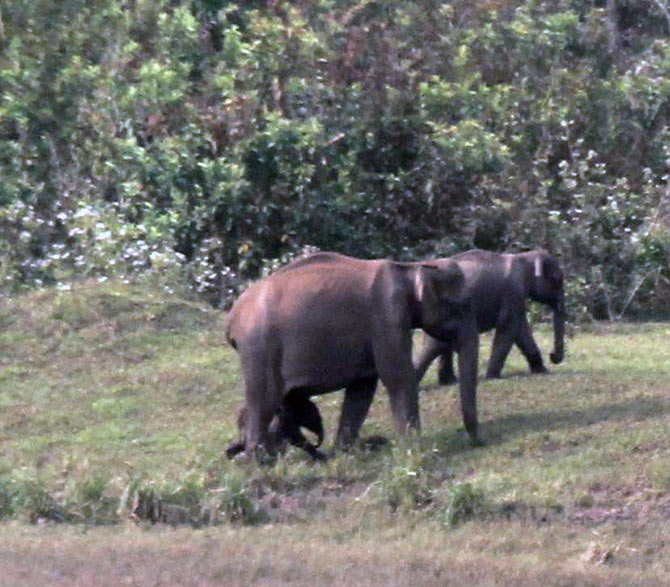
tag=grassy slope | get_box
[0,281,668,585]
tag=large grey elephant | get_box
[415,249,565,384]
[225,252,480,458]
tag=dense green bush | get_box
[1,0,670,317]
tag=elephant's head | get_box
[415,261,470,341]
[527,250,565,364]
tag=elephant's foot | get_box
[438,374,458,386]
[485,369,503,379]
[299,443,328,461]
[439,377,458,385]
[361,435,389,452]
[336,435,389,453]
[461,429,485,447]
[335,432,357,452]
[469,434,485,447]
[225,440,245,459]
[550,351,564,364]
[227,445,277,465]
[526,352,548,374]
[306,448,328,461]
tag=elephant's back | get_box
[228,254,381,344]
[275,251,382,276]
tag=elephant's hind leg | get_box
[515,317,547,374]
[437,348,457,385]
[240,351,282,458]
[336,377,378,449]
[486,325,516,379]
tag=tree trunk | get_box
[606,0,620,56]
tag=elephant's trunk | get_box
[550,293,565,364]
[457,310,480,444]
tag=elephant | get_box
[415,249,565,384]
[225,251,480,458]
[226,393,326,460]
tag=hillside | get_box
[0,280,668,583]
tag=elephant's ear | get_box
[418,262,464,304]
[414,265,439,328]
[415,264,437,306]
[536,253,563,287]
[415,263,465,335]
[431,262,465,301]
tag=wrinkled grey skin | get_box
[415,249,565,384]
[226,394,326,460]
[225,252,480,458]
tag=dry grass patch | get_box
[0,518,667,586]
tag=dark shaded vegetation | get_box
[1,0,670,319]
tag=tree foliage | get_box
[1,0,670,317]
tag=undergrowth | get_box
[0,279,669,545]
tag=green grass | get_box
[0,280,668,585]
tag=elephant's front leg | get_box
[457,318,480,444]
[376,336,421,435]
[336,377,378,449]
[515,316,547,374]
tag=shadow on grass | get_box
[421,395,669,458]
[483,396,670,446]
[420,367,568,392]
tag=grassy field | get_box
[0,280,669,585]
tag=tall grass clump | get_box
[211,473,262,525]
[443,482,487,527]
[11,477,69,524]
[372,442,436,514]
[116,470,263,527]
[0,475,15,520]
[65,471,116,524]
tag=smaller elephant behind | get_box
[415,249,565,384]
[226,393,326,461]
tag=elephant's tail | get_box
[224,319,237,349]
